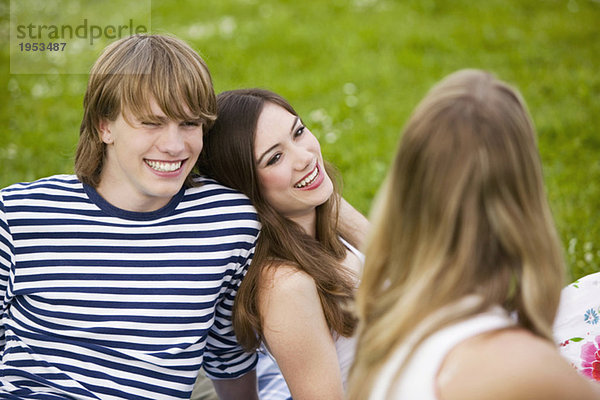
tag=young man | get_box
[0,34,260,400]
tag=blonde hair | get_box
[75,34,216,187]
[348,69,565,399]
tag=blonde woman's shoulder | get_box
[437,328,600,400]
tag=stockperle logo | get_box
[10,0,151,74]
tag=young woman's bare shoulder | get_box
[438,328,599,400]
[259,264,318,303]
[257,263,330,352]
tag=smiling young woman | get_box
[197,88,368,400]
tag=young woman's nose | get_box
[293,145,314,171]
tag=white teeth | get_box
[295,166,319,188]
[145,160,182,172]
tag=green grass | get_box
[1,0,599,280]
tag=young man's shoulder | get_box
[0,175,88,223]
[2,174,82,193]
[183,175,260,226]
[1,174,83,201]
[186,176,255,208]
[188,175,245,194]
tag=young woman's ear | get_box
[98,119,114,144]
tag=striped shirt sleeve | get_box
[203,238,258,379]
[0,193,14,351]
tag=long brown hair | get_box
[197,88,357,351]
[348,69,566,398]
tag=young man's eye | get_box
[181,120,201,127]
[141,121,160,127]
[266,153,282,166]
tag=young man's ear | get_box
[98,119,114,144]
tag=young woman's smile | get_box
[294,163,325,190]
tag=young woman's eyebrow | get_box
[257,144,279,165]
[289,116,300,136]
[257,116,301,165]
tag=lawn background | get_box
[1,0,599,281]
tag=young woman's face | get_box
[254,102,333,221]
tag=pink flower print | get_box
[580,335,600,381]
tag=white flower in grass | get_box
[219,17,236,37]
[343,82,357,95]
[187,23,215,39]
[345,95,358,108]
[568,238,577,255]
[325,131,339,144]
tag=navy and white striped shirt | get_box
[0,175,260,399]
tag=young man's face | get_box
[97,98,204,212]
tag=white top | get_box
[370,305,515,400]
[340,236,366,266]
[336,237,363,386]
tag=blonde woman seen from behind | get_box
[348,69,600,400]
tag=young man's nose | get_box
[157,123,185,154]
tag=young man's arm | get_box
[211,370,259,400]
[203,195,261,398]
[337,197,370,250]
[0,194,14,350]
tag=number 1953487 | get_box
[19,42,67,51]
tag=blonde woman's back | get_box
[370,305,514,399]
[348,69,600,399]
[369,304,600,399]
[437,327,600,400]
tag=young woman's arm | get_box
[259,265,345,400]
[437,328,600,400]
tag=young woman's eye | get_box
[267,153,282,166]
[294,126,305,137]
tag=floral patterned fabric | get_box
[554,272,600,382]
